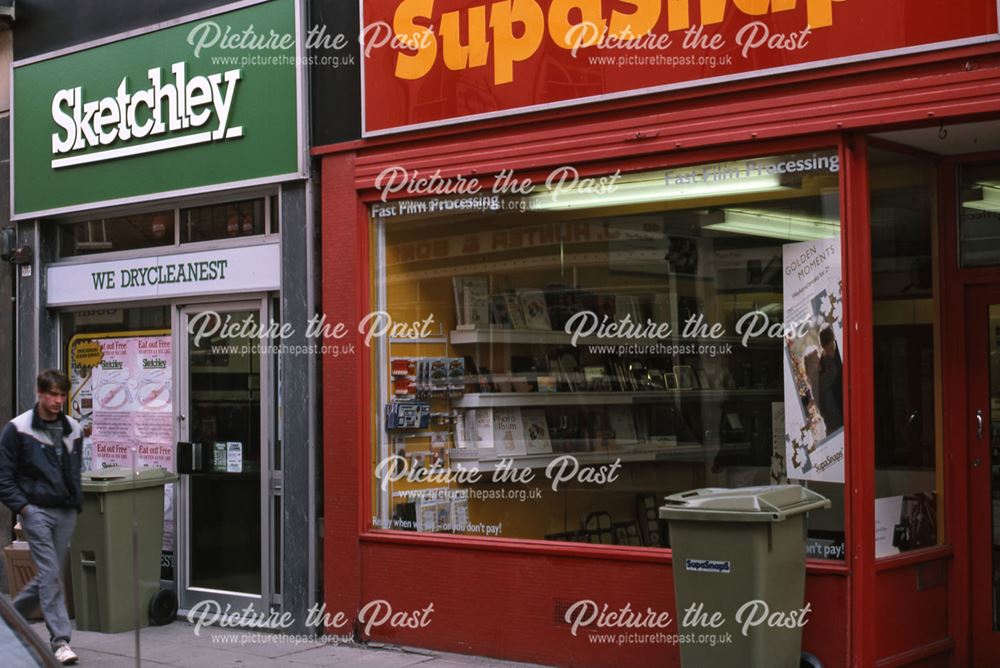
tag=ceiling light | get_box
[963,184,1000,214]
[705,209,840,241]
[528,171,792,212]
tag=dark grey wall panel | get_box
[13,0,225,60]
[0,115,13,422]
[279,180,317,634]
[310,0,360,144]
[0,114,12,594]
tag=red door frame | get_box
[940,151,1000,667]
[965,283,1000,666]
[843,134,876,668]
[862,139,956,668]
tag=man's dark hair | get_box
[819,324,836,348]
[37,368,70,394]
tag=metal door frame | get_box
[175,296,274,615]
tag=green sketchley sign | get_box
[50,63,243,168]
[13,0,302,219]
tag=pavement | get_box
[27,620,548,668]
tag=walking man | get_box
[0,369,83,665]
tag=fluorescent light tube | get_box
[963,185,1000,214]
[705,209,840,241]
[528,172,789,211]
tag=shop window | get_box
[60,306,175,574]
[181,198,266,242]
[60,306,172,472]
[270,194,280,235]
[870,147,941,557]
[960,163,1000,267]
[61,306,171,366]
[57,195,276,258]
[372,150,845,559]
[59,210,175,257]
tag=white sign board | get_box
[47,243,280,306]
[874,496,904,558]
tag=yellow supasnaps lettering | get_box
[666,0,691,31]
[441,5,490,70]
[491,0,544,84]
[387,0,847,86]
[700,0,728,25]
[806,0,847,29]
[393,0,438,80]
[548,0,607,49]
[734,0,797,14]
[607,0,660,39]
[666,0,842,32]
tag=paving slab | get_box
[22,619,548,667]
[71,649,174,668]
[170,649,289,668]
[279,644,436,667]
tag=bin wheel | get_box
[149,588,178,626]
[800,652,823,668]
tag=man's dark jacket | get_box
[0,406,83,512]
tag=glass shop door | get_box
[176,300,271,614]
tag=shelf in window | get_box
[447,442,711,473]
[383,429,451,439]
[449,328,779,348]
[453,389,778,407]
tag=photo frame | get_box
[644,369,665,391]
[584,366,612,392]
[663,372,678,390]
[517,288,553,330]
[673,365,695,390]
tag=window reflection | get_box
[373,151,846,558]
[870,147,941,557]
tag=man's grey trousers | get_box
[14,505,77,647]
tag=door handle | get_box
[976,409,984,440]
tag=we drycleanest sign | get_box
[47,243,281,306]
[13,0,302,218]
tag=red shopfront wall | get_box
[318,43,1000,668]
[357,539,847,667]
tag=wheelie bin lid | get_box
[659,485,830,523]
[81,466,178,492]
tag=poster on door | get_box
[69,332,174,471]
[69,331,175,571]
[782,238,845,483]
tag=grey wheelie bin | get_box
[660,485,830,668]
[70,467,177,632]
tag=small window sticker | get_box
[685,559,732,574]
[226,441,243,473]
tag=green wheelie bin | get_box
[660,485,830,668]
[70,467,177,632]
